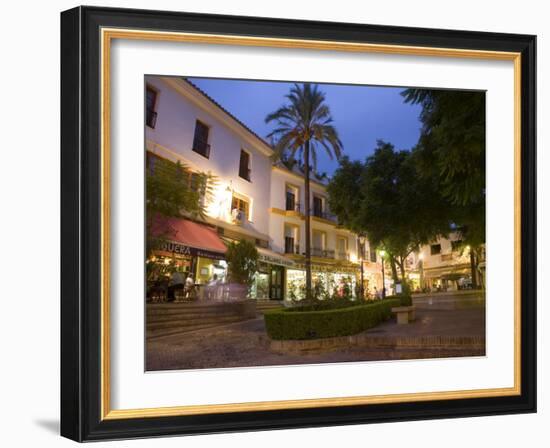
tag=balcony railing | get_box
[285,201,301,212]
[337,251,350,261]
[312,209,338,223]
[239,167,251,182]
[192,140,211,158]
[312,247,335,259]
[284,238,300,255]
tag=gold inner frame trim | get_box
[100,27,522,420]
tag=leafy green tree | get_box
[265,83,343,299]
[402,89,486,286]
[225,239,259,289]
[146,157,215,256]
[327,141,450,283]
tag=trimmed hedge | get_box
[286,298,361,312]
[264,299,400,340]
[384,294,412,307]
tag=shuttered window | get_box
[145,86,158,128]
[239,150,251,181]
[192,120,210,158]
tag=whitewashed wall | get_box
[145,76,273,237]
[270,167,360,260]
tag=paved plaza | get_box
[146,292,485,371]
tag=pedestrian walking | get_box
[206,274,219,300]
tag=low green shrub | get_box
[384,294,412,307]
[286,297,361,312]
[264,299,400,340]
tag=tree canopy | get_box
[146,157,214,222]
[401,89,486,247]
[265,83,343,172]
[265,83,342,300]
[327,141,451,280]
[145,157,216,257]
[225,239,259,288]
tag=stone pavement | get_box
[366,293,485,338]
[146,292,485,371]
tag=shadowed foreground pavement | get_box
[146,293,485,371]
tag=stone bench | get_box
[391,306,416,324]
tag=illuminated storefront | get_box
[251,248,295,300]
[406,272,421,291]
[285,262,360,301]
[147,215,228,300]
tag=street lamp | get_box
[379,249,386,299]
[358,234,366,300]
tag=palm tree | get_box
[265,83,343,300]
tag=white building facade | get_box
[145,76,383,300]
[418,233,485,291]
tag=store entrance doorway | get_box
[269,266,285,300]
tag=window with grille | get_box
[192,120,210,158]
[370,250,377,263]
[285,191,295,211]
[239,150,251,181]
[337,237,347,252]
[313,196,323,217]
[284,236,296,254]
[145,86,158,128]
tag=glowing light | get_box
[379,250,386,258]
[208,181,233,222]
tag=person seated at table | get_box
[168,270,185,301]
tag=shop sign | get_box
[258,253,295,267]
[158,240,226,261]
[293,262,359,274]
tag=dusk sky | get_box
[188,77,423,176]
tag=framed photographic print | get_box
[60,6,537,442]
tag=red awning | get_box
[150,215,227,255]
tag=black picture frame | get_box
[61,5,536,442]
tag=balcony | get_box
[312,209,338,223]
[239,167,251,182]
[441,253,453,262]
[285,200,301,213]
[312,247,335,259]
[231,208,247,226]
[337,251,350,261]
[192,139,211,159]
[284,237,300,255]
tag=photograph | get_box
[144,75,487,371]
[57,5,537,441]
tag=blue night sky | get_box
[188,77,423,177]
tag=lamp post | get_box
[379,250,386,299]
[358,234,366,300]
